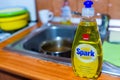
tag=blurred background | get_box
[36,0,120,19]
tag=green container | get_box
[0,7,28,18]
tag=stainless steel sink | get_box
[5,24,77,65]
[5,15,120,76]
[23,24,75,56]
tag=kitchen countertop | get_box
[0,22,120,80]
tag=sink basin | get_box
[23,24,75,56]
[6,24,77,65]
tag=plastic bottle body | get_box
[61,0,72,25]
[71,17,103,79]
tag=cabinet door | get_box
[108,0,120,19]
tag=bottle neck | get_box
[81,7,96,22]
[81,15,96,22]
[82,7,94,17]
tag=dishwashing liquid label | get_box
[76,44,97,63]
[73,44,99,78]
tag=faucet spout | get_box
[99,14,110,42]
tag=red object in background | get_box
[82,34,90,40]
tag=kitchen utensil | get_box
[39,38,72,58]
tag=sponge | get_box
[103,41,120,67]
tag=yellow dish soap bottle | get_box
[71,0,103,79]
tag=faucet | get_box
[99,14,110,42]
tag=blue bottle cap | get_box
[82,0,94,17]
[84,0,93,8]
